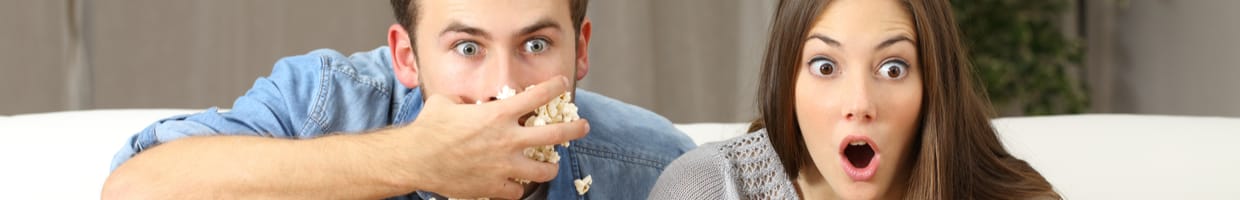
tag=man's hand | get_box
[388,76,589,199]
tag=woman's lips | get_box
[839,135,880,182]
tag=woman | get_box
[649,0,1060,199]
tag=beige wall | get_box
[1086,0,1240,117]
[1113,1,1240,116]
[0,0,73,114]
[85,0,390,109]
[581,0,774,122]
[0,0,390,115]
[4,0,1239,121]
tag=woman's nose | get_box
[842,75,877,122]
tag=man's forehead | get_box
[418,0,574,33]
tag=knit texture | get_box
[649,130,798,199]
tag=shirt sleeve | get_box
[109,53,328,171]
[648,143,736,200]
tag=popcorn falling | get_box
[574,175,593,195]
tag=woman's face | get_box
[793,0,922,199]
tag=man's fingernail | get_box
[561,76,570,87]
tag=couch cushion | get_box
[0,109,203,199]
[993,114,1240,199]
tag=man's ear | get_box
[389,23,419,89]
[574,17,592,81]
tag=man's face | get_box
[413,0,581,103]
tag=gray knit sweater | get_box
[648,129,799,199]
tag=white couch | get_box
[1,109,1238,199]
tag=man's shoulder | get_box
[259,46,403,133]
[281,47,391,68]
[271,47,396,89]
[573,89,696,164]
[573,89,677,134]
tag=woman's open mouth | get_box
[839,135,880,181]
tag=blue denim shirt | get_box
[109,47,697,199]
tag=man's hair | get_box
[390,0,590,47]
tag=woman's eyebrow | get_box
[876,35,913,51]
[807,34,841,47]
[807,34,911,51]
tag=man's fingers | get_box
[496,76,570,116]
[508,156,560,183]
[515,120,589,147]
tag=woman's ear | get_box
[574,17,592,81]
[389,23,419,89]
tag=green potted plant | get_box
[952,0,1088,116]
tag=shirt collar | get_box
[392,87,424,126]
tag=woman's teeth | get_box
[849,141,868,146]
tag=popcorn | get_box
[574,175,593,195]
[520,86,579,127]
[496,85,518,100]
[448,85,584,200]
[496,85,580,184]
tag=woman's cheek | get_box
[794,76,847,174]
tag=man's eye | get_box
[454,41,481,56]
[523,38,549,54]
[877,59,909,80]
[808,56,838,77]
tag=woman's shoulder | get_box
[648,133,745,199]
[668,129,777,171]
[649,130,797,199]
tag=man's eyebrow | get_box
[807,34,841,47]
[876,35,914,51]
[441,22,490,40]
[517,18,561,37]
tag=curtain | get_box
[581,0,776,123]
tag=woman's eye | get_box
[523,38,550,54]
[453,41,481,56]
[808,56,838,77]
[877,59,909,79]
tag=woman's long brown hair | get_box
[749,0,1061,199]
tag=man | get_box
[102,0,695,199]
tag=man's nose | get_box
[481,49,523,101]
